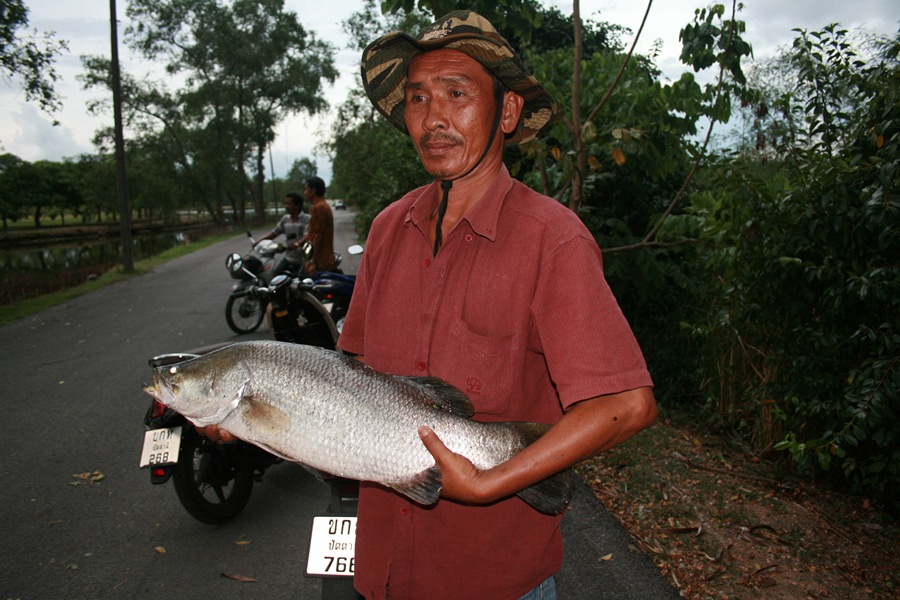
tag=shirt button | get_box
[400,507,410,516]
[416,362,426,371]
[422,259,430,268]
[465,234,473,242]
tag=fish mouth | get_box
[143,371,174,405]
[143,383,161,401]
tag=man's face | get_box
[283,196,300,215]
[404,49,507,180]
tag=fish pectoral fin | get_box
[240,398,291,437]
[516,469,575,515]
[389,466,443,506]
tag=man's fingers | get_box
[418,426,449,459]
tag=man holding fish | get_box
[196,10,657,600]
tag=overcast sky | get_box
[1,0,896,182]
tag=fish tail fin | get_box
[389,466,443,506]
[512,422,576,515]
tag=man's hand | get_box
[418,426,494,505]
[195,424,236,443]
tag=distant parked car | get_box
[332,199,346,210]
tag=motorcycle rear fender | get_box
[150,464,175,485]
[297,291,340,346]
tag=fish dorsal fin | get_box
[401,376,474,418]
[388,465,443,506]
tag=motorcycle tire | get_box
[172,429,254,525]
[225,293,266,334]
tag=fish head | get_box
[144,355,247,427]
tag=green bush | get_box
[677,27,900,508]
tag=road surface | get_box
[0,208,675,598]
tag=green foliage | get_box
[327,4,431,236]
[286,158,318,194]
[678,27,900,507]
[380,0,543,42]
[676,3,755,127]
[521,46,698,240]
[0,0,68,119]
[329,89,429,238]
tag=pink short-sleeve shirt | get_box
[339,166,652,600]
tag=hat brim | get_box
[361,31,558,146]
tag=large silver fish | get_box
[144,340,572,514]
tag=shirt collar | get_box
[405,165,513,243]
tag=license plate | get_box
[139,426,182,468]
[306,516,357,577]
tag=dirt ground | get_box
[576,415,899,599]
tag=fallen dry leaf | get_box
[222,573,257,583]
[71,470,105,484]
[155,546,166,554]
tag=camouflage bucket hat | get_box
[360,11,558,146]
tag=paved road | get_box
[0,208,676,599]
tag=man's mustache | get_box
[418,132,463,146]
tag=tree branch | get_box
[605,0,739,254]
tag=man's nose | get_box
[422,96,449,131]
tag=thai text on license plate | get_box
[306,516,356,577]
[139,427,182,467]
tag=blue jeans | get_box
[518,576,556,600]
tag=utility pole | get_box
[110,0,134,270]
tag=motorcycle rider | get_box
[258,192,311,276]
[296,177,337,274]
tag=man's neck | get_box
[435,156,504,223]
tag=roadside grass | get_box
[0,231,237,327]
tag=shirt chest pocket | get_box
[443,317,522,417]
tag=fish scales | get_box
[146,340,573,514]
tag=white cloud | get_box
[0,102,91,161]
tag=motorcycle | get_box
[224,231,281,334]
[226,241,362,349]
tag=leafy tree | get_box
[328,3,431,235]
[0,0,68,122]
[71,153,117,223]
[0,152,26,227]
[83,0,338,225]
[286,157,317,193]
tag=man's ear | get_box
[500,92,525,136]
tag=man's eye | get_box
[451,90,465,98]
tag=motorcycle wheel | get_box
[225,293,266,334]
[172,429,254,525]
